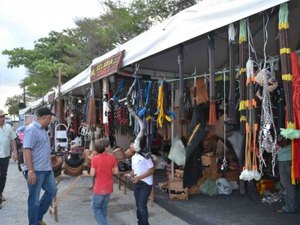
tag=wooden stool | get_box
[116,171,128,194]
[148,186,154,206]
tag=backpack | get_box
[15,135,22,150]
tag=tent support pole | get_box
[171,82,174,180]
[178,44,184,137]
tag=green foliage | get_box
[5,95,24,116]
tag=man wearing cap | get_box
[22,107,57,225]
[0,109,18,209]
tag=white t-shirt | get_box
[0,124,17,158]
[131,153,154,185]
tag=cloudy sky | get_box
[0,0,102,112]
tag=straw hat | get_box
[0,109,7,116]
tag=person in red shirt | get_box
[90,138,119,225]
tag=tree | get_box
[2,30,95,98]
[5,95,24,117]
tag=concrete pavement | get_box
[0,161,190,225]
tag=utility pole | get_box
[23,85,26,107]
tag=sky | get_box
[0,0,103,113]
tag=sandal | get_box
[275,208,286,213]
[275,208,296,213]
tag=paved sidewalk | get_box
[1,162,190,225]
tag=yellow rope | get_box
[156,84,171,128]
[280,48,291,54]
[239,100,247,111]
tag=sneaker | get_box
[38,221,47,225]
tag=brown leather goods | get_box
[190,78,209,105]
[113,147,125,161]
[63,162,83,176]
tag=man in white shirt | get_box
[0,109,17,209]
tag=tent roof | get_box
[28,0,300,108]
[92,0,299,76]
[60,66,91,96]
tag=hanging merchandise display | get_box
[183,105,207,188]
[240,58,260,181]
[227,23,238,127]
[291,51,300,180]
[126,73,148,157]
[108,89,116,147]
[220,71,228,171]
[238,19,247,135]
[277,3,298,183]
[114,79,127,128]
[239,18,253,181]
[278,3,294,131]
[257,68,279,176]
[208,32,217,126]
[87,85,96,129]
[257,13,278,177]
[102,78,109,136]
[157,81,172,128]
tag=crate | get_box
[168,179,188,200]
[169,192,188,200]
[169,179,184,191]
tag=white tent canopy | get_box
[60,66,91,96]
[24,0,300,109]
[91,0,297,76]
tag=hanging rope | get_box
[278,3,296,183]
[278,3,294,129]
[240,18,262,181]
[157,81,171,128]
[221,70,227,171]
[238,19,247,134]
[126,72,145,153]
[208,32,217,126]
[227,23,237,126]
